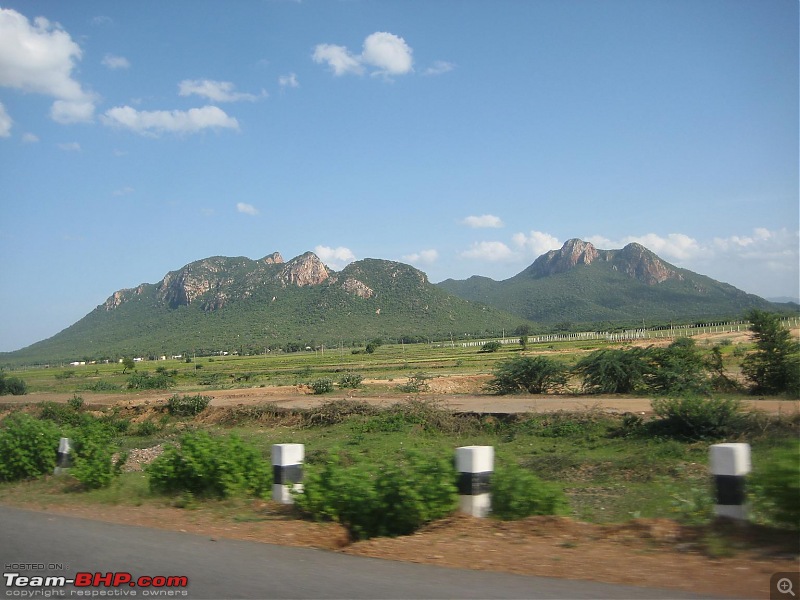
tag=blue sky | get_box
[0,0,797,352]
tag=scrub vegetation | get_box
[0,314,797,540]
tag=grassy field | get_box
[4,324,758,395]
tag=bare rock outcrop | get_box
[278,252,330,287]
[341,277,374,299]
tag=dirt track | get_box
[8,384,799,416]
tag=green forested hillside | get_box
[3,257,526,365]
[438,243,790,327]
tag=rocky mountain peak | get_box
[261,252,284,265]
[278,252,330,287]
[524,238,684,286]
[528,238,601,277]
[614,243,683,285]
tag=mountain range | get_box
[439,238,786,325]
[2,239,794,365]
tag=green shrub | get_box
[133,421,160,437]
[396,372,431,394]
[742,310,800,397]
[67,394,84,411]
[750,440,800,530]
[0,413,61,482]
[294,449,458,540]
[490,461,569,520]
[647,338,710,395]
[0,372,28,396]
[167,394,211,417]
[649,396,744,440]
[574,348,649,394]
[338,372,364,389]
[147,431,271,499]
[310,378,334,395]
[38,401,93,427]
[303,400,379,426]
[70,423,121,489]
[127,371,173,390]
[480,341,502,353]
[485,356,568,395]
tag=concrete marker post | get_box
[455,446,493,518]
[709,442,751,521]
[54,437,72,475]
[272,443,304,504]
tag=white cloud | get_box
[423,60,454,76]
[361,32,413,77]
[314,245,356,270]
[112,186,134,197]
[0,102,11,137]
[236,202,259,216]
[102,54,130,70]
[403,249,438,265]
[313,32,413,78]
[278,73,299,88]
[57,141,80,151]
[101,105,239,136]
[462,214,504,229]
[460,241,515,262]
[0,8,96,122]
[512,231,561,256]
[178,79,263,102]
[312,44,364,76]
[50,99,95,124]
[21,132,38,143]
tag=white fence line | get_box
[461,318,800,348]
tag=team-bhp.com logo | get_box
[4,572,188,596]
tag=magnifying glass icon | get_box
[778,578,796,597]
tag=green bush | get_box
[0,372,28,396]
[742,310,800,397]
[70,423,121,489]
[750,440,800,530]
[127,371,173,390]
[647,338,709,395]
[0,413,61,482]
[294,449,458,540]
[396,372,431,394]
[338,372,364,389]
[490,461,569,520]
[167,394,211,417]
[573,347,647,394]
[67,394,85,411]
[480,341,502,353]
[310,378,334,395]
[485,356,568,395]
[147,431,271,499]
[38,401,94,427]
[649,396,744,440]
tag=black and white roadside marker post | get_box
[54,437,72,475]
[272,443,304,504]
[709,442,751,521]
[455,445,493,518]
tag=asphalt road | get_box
[1,506,709,599]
